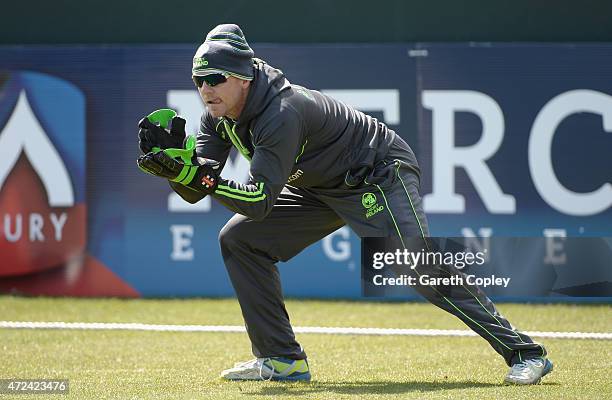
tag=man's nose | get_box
[199,84,214,95]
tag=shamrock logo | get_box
[362,192,377,209]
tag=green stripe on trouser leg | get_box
[374,162,546,365]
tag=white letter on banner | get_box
[170,225,194,261]
[322,227,351,262]
[529,90,612,216]
[422,91,515,214]
[543,228,567,265]
[50,212,67,241]
[167,90,204,137]
[4,214,22,242]
[29,213,44,242]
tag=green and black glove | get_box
[137,151,220,195]
[137,108,220,195]
[138,109,186,154]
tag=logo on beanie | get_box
[193,43,210,70]
[193,58,209,68]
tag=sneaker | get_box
[504,358,553,385]
[220,357,311,382]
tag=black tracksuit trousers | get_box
[219,160,546,367]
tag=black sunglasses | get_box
[192,74,228,88]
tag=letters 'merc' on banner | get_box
[0,71,86,277]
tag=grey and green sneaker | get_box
[220,357,311,381]
[504,358,553,385]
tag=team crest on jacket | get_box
[362,193,384,218]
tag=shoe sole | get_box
[270,372,311,382]
[504,359,553,385]
[221,372,311,382]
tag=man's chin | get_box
[206,105,225,118]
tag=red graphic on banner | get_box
[0,155,139,297]
[0,155,86,276]
[0,254,139,297]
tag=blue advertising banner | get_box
[0,44,610,300]
[416,44,612,237]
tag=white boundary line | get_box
[1,321,611,340]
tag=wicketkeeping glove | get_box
[138,109,187,154]
[137,152,220,195]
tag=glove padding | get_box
[137,151,220,195]
[138,116,187,153]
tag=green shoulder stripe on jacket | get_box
[223,120,251,161]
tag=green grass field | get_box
[1,297,610,399]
